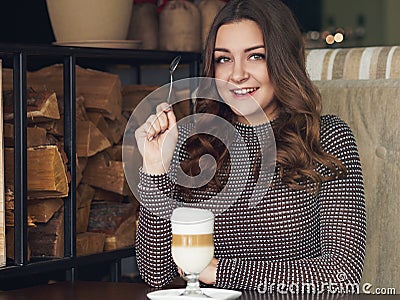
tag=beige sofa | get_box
[306,46,400,292]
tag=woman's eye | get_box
[215,56,231,64]
[249,53,266,61]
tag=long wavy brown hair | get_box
[178,0,346,198]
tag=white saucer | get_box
[147,288,242,300]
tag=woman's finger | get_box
[156,103,170,133]
[165,106,177,129]
[145,114,160,141]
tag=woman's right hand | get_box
[135,103,178,175]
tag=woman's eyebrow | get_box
[214,45,265,53]
[244,45,265,52]
[214,48,230,53]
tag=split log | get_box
[5,210,13,228]
[4,189,13,211]
[76,120,112,157]
[47,120,64,137]
[121,84,159,112]
[93,188,124,202]
[28,198,64,223]
[24,64,122,120]
[82,152,128,196]
[36,120,56,134]
[5,211,36,227]
[76,184,95,233]
[129,196,140,217]
[105,145,122,161]
[121,84,167,129]
[47,95,89,138]
[76,232,106,256]
[105,113,128,144]
[4,65,123,120]
[75,66,122,120]
[76,156,83,186]
[6,227,31,260]
[2,68,12,90]
[77,184,95,208]
[4,124,47,147]
[88,202,135,234]
[4,145,69,198]
[5,227,14,260]
[3,89,60,123]
[76,203,91,234]
[121,84,189,126]
[87,112,114,143]
[46,134,61,147]
[76,95,89,121]
[4,190,36,227]
[77,156,88,171]
[4,189,14,227]
[76,156,88,187]
[29,206,64,257]
[76,169,83,187]
[5,213,36,228]
[29,126,48,147]
[104,215,136,251]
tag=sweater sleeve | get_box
[135,169,179,287]
[135,125,191,287]
[215,116,366,292]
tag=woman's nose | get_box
[230,61,249,83]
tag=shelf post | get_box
[63,54,77,281]
[110,259,122,282]
[13,52,28,266]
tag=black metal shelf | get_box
[0,247,135,279]
[0,42,202,73]
[0,43,201,285]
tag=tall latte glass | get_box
[171,207,214,297]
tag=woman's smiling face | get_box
[213,19,278,124]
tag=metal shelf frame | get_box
[0,43,202,283]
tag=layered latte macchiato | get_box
[171,208,214,275]
[172,234,214,274]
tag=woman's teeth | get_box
[233,88,258,95]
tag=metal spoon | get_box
[148,55,181,141]
[166,55,181,105]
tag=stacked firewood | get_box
[3,76,70,259]
[1,64,186,259]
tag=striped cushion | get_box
[305,46,400,80]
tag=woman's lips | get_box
[231,87,259,97]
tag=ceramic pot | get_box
[46,0,133,42]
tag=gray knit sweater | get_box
[136,114,366,292]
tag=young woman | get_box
[134,0,366,292]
